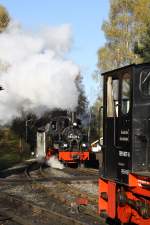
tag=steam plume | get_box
[0,21,79,123]
[47,156,64,170]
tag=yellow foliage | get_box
[97,0,148,72]
[0,5,10,32]
[134,0,150,25]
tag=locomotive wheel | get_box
[106,217,121,225]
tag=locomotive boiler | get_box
[99,63,150,225]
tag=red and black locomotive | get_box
[36,112,90,166]
[47,114,90,165]
[99,63,150,224]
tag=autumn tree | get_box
[98,0,150,72]
[133,0,150,62]
[0,5,10,32]
[134,29,150,62]
[0,5,10,73]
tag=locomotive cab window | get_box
[107,76,119,117]
[121,73,130,114]
[51,121,57,130]
[139,70,150,96]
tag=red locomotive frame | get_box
[99,174,150,224]
[59,151,89,164]
[45,147,90,165]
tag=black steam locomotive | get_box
[36,112,90,165]
[99,63,150,225]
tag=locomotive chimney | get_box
[71,111,76,123]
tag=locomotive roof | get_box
[101,62,150,76]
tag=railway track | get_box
[0,192,103,225]
[68,167,99,176]
[0,162,106,225]
[55,166,99,178]
[0,208,34,225]
[0,176,98,183]
[0,162,99,184]
[0,158,99,178]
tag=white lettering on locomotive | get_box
[120,129,129,142]
[118,162,125,166]
[121,130,129,135]
[119,151,130,157]
[121,169,129,175]
[119,137,129,141]
[68,134,80,139]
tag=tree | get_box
[133,0,150,62]
[98,0,150,72]
[0,5,10,32]
[134,29,150,62]
[11,113,37,153]
[89,97,103,142]
[133,0,150,26]
[0,5,10,74]
[75,74,88,116]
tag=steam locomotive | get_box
[36,112,90,166]
[99,63,150,224]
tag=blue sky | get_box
[0,0,109,105]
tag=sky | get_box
[0,0,110,105]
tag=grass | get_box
[0,149,31,170]
[0,128,31,170]
[0,152,21,170]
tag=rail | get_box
[0,192,90,225]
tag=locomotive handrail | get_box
[113,103,122,149]
[99,106,104,148]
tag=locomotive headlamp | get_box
[82,143,86,147]
[63,143,68,147]
[73,122,77,126]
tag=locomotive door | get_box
[104,75,119,179]
[116,72,131,183]
[104,70,131,182]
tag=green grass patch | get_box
[0,128,31,170]
[0,152,21,170]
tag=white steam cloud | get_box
[47,156,64,170]
[0,21,79,123]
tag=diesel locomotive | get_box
[36,113,90,166]
[99,63,150,224]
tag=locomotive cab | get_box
[99,63,150,225]
[101,63,150,183]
